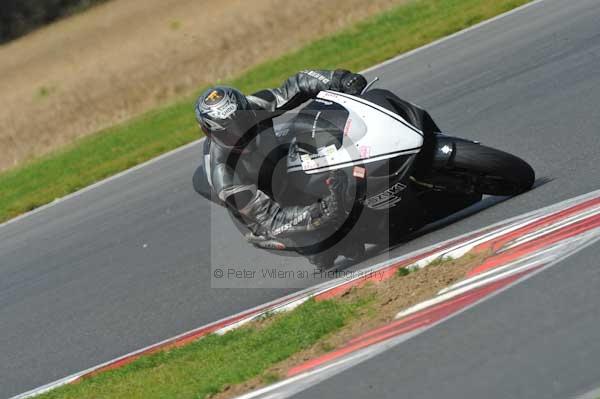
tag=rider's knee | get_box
[192,164,212,200]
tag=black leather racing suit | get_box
[193,69,367,246]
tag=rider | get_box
[193,69,368,265]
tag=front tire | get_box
[450,141,535,196]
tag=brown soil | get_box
[0,0,407,171]
[212,252,488,399]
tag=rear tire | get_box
[450,141,535,196]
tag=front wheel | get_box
[424,138,535,196]
[449,141,535,196]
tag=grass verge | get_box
[37,253,486,399]
[0,0,532,223]
[39,297,373,399]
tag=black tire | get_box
[450,141,535,196]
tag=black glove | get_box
[238,171,349,241]
[340,73,368,95]
[319,170,348,221]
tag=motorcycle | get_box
[245,82,535,268]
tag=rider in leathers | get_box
[193,69,368,266]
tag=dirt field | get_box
[0,0,407,171]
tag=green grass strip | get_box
[37,298,368,399]
[0,0,531,223]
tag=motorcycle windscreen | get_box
[287,99,365,174]
[291,100,348,150]
[287,92,422,175]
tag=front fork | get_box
[413,133,480,195]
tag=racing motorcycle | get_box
[247,82,535,267]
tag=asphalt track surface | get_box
[1,0,600,397]
[292,244,600,399]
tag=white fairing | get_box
[288,90,424,174]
